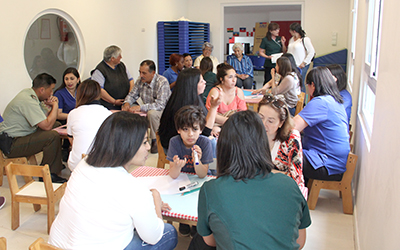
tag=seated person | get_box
[167,105,214,179]
[193,42,219,74]
[226,43,254,89]
[163,53,184,89]
[54,67,81,124]
[183,53,193,69]
[258,94,306,197]
[200,57,217,104]
[189,110,310,250]
[122,60,171,154]
[0,73,66,183]
[294,67,350,184]
[49,112,178,249]
[66,79,112,171]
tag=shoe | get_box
[179,223,191,237]
[51,174,67,183]
[190,225,197,238]
[0,196,5,209]
[150,140,158,154]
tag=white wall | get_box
[0,0,187,112]
[352,0,400,249]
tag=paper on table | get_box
[271,53,283,63]
[136,174,190,195]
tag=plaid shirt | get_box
[226,54,254,78]
[124,74,171,112]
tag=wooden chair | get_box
[294,92,306,116]
[29,237,61,250]
[156,132,169,169]
[5,163,67,234]
[0,237,6,250]
[307,153,358,214]
[0,149,37,186]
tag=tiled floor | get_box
[0,152,354,249]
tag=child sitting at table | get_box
[167,105,214,179]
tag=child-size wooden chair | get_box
[0,149,37,186]
[0,237,6,250]
[29,237,61,250]
[156,132,169,169]
[295,92,306,116]
[307,153,358,214]
[5,163,67,234]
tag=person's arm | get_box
[281,36,287,53]
[205,94,222,130]
[192,145,208,179]
[252,78,273,94]
[244,56,254,78]
[293,115,309,132]
[259,48,272,59]
[56,109,68,120]
[302,37,315,66]
[129,79,135,92]
[150,189,163,219]
[297,229,306,249]
[270,74,295,95]
[100,89,124,106]
[122,80,140,111]
[169,155,187,179]
[140,78,170,112]
[37,96,59,131]
[203,234,217,247]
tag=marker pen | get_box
[179,181,199,191]
[193,149,199,165]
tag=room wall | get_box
[0,0,187,112]
[187,0,350,64]
[352,0,400,249]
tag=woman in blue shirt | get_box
[162,53,184,90]
[294,67,350,183]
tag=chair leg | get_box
[341,187,353,215]
[47,202,55,234]
[11,200,20,230]
[27,155,37,165]
[157,159,165,169]
[0,166,3,187]
[307,182,321,210]
[33,204,41,212]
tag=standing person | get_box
[189,110,311,250]
[122,60,171,154]
[259,22,287,84]
[49,112,178,250]
[327,64,352,125]
[66,80,112,171]
[0,73,66,183]
[226,43,254,89]
[287,22,315,89]
[193,42,219,74]
[91,45,134,110]
[163,53,184,89]
[54,67,81,123]
[199,57,217,104]
[294,67,350,184]
[206,64,247,126]
[258,94,306,196]
[183,53,194,69]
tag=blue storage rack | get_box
[157,21,210,74]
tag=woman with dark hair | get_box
[163,53,184,89]
[49,112,178,249]
[288,23,315,83]
[54,67,81,123]
[327,64,352,124]
[159,68,220,151]
[206,64,247,126]
[282,52,303,91]
[66,79,112,171]
[183,53,193,69]
[190,110,310,250]
[294,67,350,183]
[200,57,217,103]
[258,94,306,195]
[259,22,287,84]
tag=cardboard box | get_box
[253,22,269,55]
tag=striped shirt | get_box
[226,54,254,78]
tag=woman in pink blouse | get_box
[258,93,307,198]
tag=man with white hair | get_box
[92,45,134,110]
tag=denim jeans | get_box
[124,223,178,250]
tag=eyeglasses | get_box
[262,93,287,109]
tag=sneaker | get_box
[190,225,197,238]
[0,196,5,210]
[150,140,158,154]
[51,174,67,183]
[179,223,190,237]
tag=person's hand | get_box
[121,103,130,111]
[281,36,286,44]
[209,94,222,109]
[271,68,276,76]
[44,96,59,109]
[129,105,141,113]
[161,202,172,212]
[299,62,306,69]
[114,99,124,106]
[192,145,203,163]
[244,74,249,79]
[252,88,266,95]
[173,155,187,170]
[211,126,220,137]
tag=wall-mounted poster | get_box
[40,18,51,39]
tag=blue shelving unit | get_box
[157,21,210,74]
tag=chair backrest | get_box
[0,237,6,250]
[156,132,168,168]
[5,163,55,200]
[295,92,305,116]
[341,153,358,183]
[29,237,61,250]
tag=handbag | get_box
[302,38,316,62]
[0,132,13,155]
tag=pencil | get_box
[181,187,201,196]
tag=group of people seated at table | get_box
[0,34,352,248]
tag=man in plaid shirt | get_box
[122,60,171,153]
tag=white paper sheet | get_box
[271,53,283,63]
[136,174,191,194]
